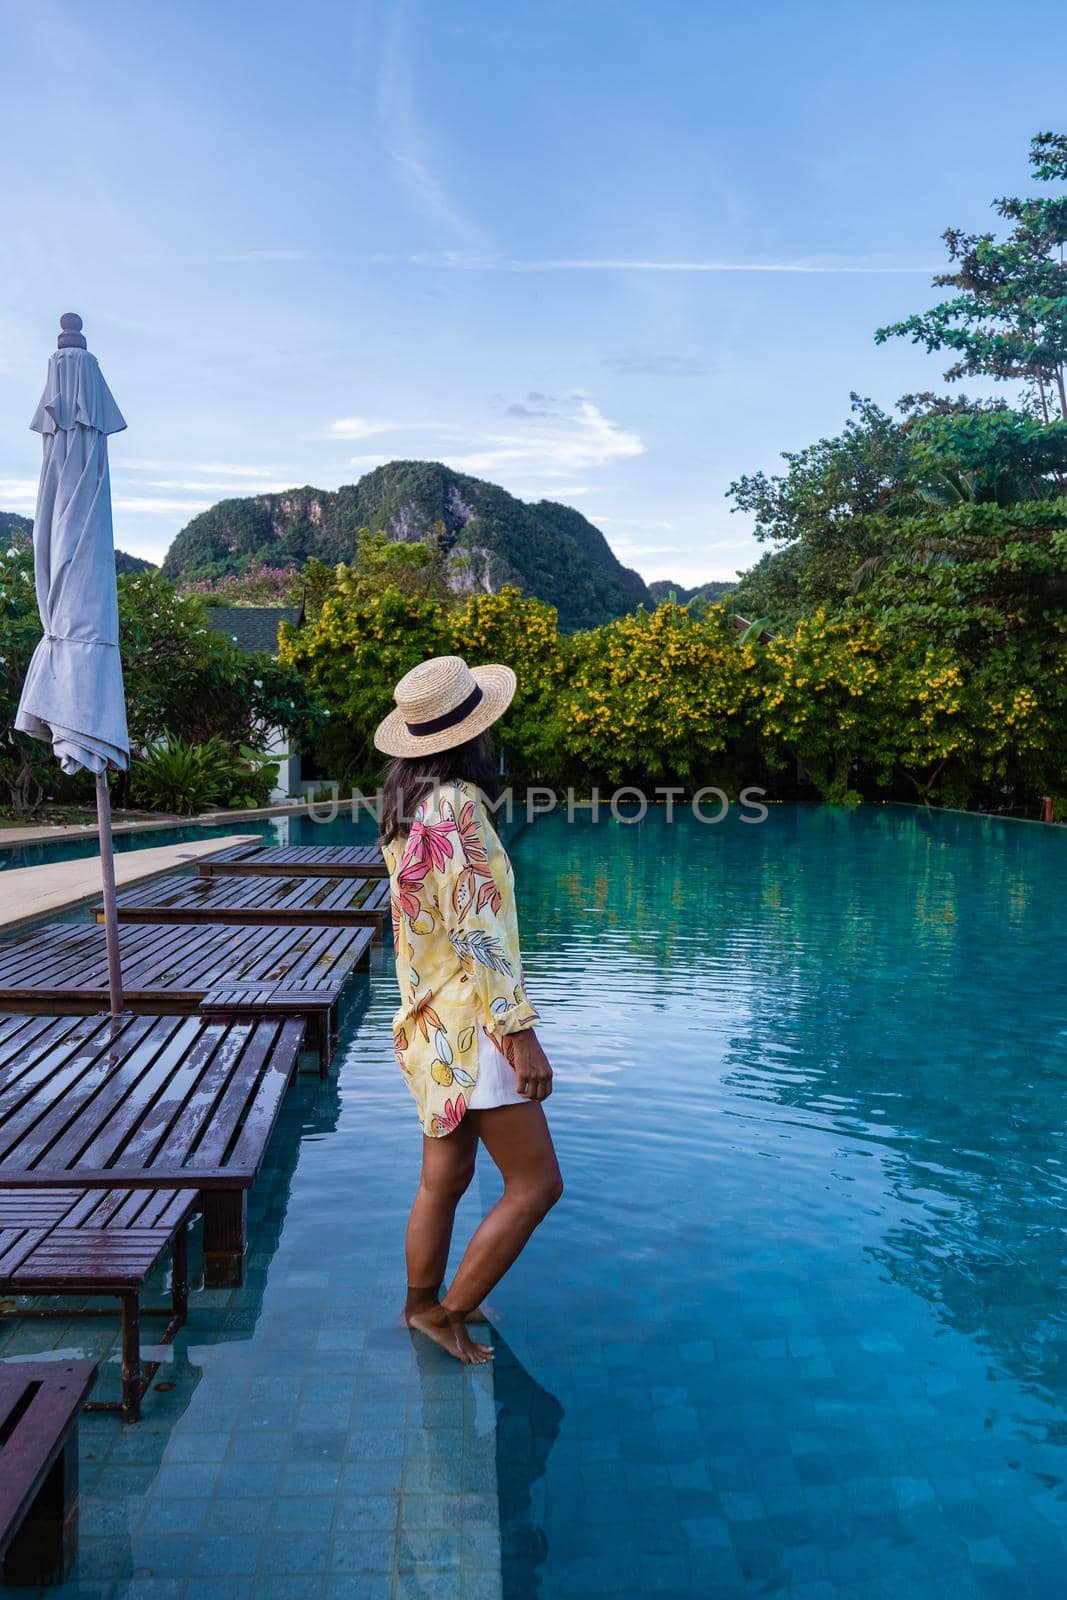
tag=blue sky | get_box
[2,0,1065,583]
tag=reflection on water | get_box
[493,1331,565,1599]
[494,803,1067,1597]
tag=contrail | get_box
[410,253,938,275]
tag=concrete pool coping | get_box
[0,833,261,933]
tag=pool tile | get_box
[335,1493,401,1531]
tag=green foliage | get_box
[906,409,1067,506]
[727,395,911,624]
[550,602,760,788]
[113,549,156,575]
[452,588,564,776]
[280,585,451,784]
[118,570,325,763]
[0,535,61,813]
[647,578,736,610]
[0,553,325,817]
[129,734,279,815]
[876,132,1067,421]
[286,567,1064,816]
[341,528,455,605]
[129,734,228,814]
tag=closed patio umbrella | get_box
[15,313,129,1013]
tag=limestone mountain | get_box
[160,461,651,629]
[0,512,31,542]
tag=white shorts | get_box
[467,1027,527,1110]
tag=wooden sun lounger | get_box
[0,1188,196,1423]
[0,1359,97,1587]
[200,842,387,879]
[98,872,391,938]
[0,1012,304,1286]
[0,921,371,1070]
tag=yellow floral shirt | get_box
[382,780,539,1137]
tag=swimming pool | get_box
[494,802,1067,1598]
[1,802,1063,1598]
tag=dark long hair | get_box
[379,732,501,846]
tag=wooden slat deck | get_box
[99,872,390,936]
[0,1358,97,1584]
[0,921,371,1069]
[0,1188,196,1422]
[200,842,387,879]
[0,1012,305,1285]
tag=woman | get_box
[376,654,563,1364]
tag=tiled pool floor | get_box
[0,956,503,1600]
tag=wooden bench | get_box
[97,872,391,938]
[198,985,341,1075]
[0,1012,304,1287]
[0,1188,196,1423]
[0,1359,97,1587]
[0,921,371,1069]
[200,842,387,879]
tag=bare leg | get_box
[441,1102,563,1317]
[403,1116,493,1364]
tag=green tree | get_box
[0,536,61,813]
[340,527,456,605]
[727,395,912,624]
[876,132,1067,422]
[118,571,325,773]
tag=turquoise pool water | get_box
[494,803,1067,1598]
[1,803,1064,1599]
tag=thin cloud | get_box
[135,249,310,266]
[505,401,559,419]
[595,515,676,532]
[113,496,214,515]
[132,478,299,494]
[604,354,708,377]
[608,539,679,559]
[446,399,642,480]
[0,478,39,512]
[377,1,489,251]
[409,252,939,275]
[324,418,395,440]
[219,248,308,263]
[125,460,292,480]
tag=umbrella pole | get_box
[95,771,125,1016]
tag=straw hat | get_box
[374,654,516,757]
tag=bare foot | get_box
[398,1295,493,1328]
[406,1303,494,1364]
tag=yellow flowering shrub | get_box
[553,603,760,785]
[451,588,563,774]
[279,586,450,781]
[758,610,902,803]
[281,578,1065,813]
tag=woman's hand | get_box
[503,1029,553,1101]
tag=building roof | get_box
[205,605,303,655]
